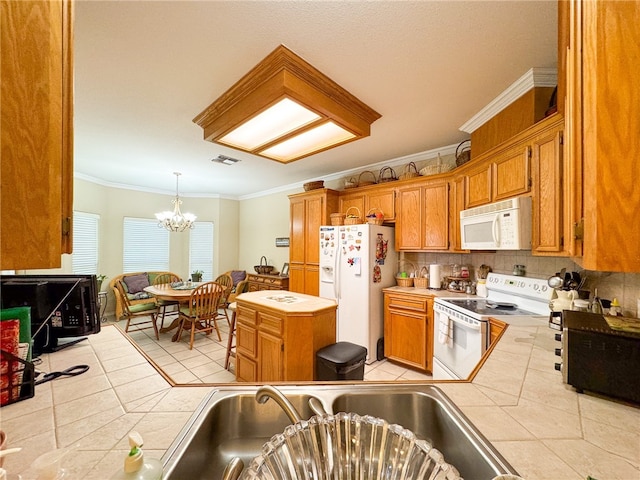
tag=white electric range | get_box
[432,273,554,380]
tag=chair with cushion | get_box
[225,270,249,305]
[176,282,224,349]
[213,273,234,324]
[114,279,160,339]
[153,273,182,328]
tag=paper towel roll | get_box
[429,264,441,289]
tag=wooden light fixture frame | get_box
[193,45,381,163]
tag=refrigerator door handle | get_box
[334,242,341,299]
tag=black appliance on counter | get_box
[555,311,640,404]
[1,275,100,356]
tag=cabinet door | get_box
[465,164,492,208]
[258,331,283,382]
[288,263,305,294]
[304,194,324,264]
[422,180,449,250]
[236,354,257,382]
[236,323,257,358]
[1,0,74,269]
[339,193,365,222]
[449,176,467,251]
[493,145,531,201]
[395,186,423,250]
[289,198,306,264]
[385,309,427,370]
[304,265,319,297]
[532,128,564,254]
[367,186,396,221]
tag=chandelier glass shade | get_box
[155,172,196,232]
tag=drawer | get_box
[258,312,283,335]
[386,294,428,312]
[237,304,257,326]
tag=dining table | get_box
[143,282,201,341]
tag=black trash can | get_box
[316,342,367,381]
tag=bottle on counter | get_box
[110,432,163,480]
[609,298,622,316]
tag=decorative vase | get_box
[191,273,202,283]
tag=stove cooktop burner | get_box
[441,298,539,317]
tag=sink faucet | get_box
[256,385,302,424]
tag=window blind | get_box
[123,217,170,272]
[189,221,214,281]
[72,211,100,274]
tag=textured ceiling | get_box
[73,1,557,198]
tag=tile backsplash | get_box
[401,250,640,318]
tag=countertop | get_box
[236,290,337,313]
[3,322,638,479]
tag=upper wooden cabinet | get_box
[396,178,449,251]
[492,145,531,201]
[531,118,565,255]
[1,0,74,270]
[465,163,492,208]
[288,189,339,294]
[339,184,396,222]
[563,0,640,271]
[449,175,467,252]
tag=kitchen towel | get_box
[429,264,442,289]
[438,316,453,348]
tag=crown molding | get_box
[459,67,557,134]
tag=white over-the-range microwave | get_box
[460,196,532,250]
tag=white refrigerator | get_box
[319,224,397,363]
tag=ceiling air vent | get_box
[211,154,241,165]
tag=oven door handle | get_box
[437,311,483,331]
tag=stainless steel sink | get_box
[162,384,518,480]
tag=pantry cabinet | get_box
[396,178,448,251]
[289,189,339,295]
[563,0,640,271]
[1,0,74,270]
[383,289,433,373]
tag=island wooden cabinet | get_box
[235,291,337,382]
[289,189,339,295]
[395,178,448,251]
[247,274,289,292]
[383,289,433,373]
[1,0,74,270]
[563,0,640,272]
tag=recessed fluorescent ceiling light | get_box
[211,154,241,165]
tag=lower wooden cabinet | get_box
[247,274,289,292]
[383,290,434,373]
[235,292,336,382]
[489,318,507,346]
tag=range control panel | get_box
[486,273,554,302]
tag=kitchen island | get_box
[235,290,337,382]
[3,320,638,479]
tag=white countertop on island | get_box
[236,290,337,313]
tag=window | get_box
[189,222,214,281]
[123,218,169,272]
[72,211,99,274]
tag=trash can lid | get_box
[317,341,367,366]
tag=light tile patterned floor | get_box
[113,311,434,384]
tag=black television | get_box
[1,274,101,356]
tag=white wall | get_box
[238,189,295,274]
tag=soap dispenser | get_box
[110,432,162,480]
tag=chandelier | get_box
[155,172,196,232]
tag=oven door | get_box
[432,307,488,380]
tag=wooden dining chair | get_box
[213,273,234,325]
[153,273,182,328]
[114,279,160,339]
[176,282,225,349]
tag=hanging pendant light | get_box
[155,172,196,232]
